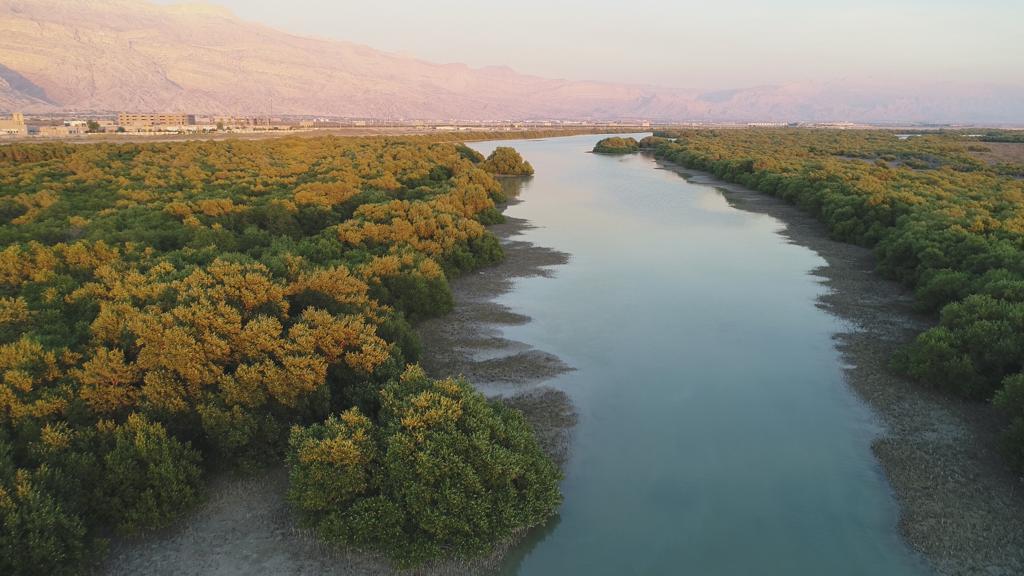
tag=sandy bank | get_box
[416,207,576,465]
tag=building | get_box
[117,112,196,130]
[38,124,85,138]
[0,113,28,136]
[208,116,274,130]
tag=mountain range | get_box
[0,0,1021,123]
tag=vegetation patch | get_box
[0,135,557,573]
[286,365,561,567]
[481,146,535,176]
[593,137,639,154]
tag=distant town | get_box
[1,111,1003,142]
[0,111,656,139]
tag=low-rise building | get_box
[118,112,197,130]
[211,116,274,130]
[38,124,85,138]
[0,113,28,136]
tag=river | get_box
[464,135,928,575]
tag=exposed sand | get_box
[101,200,575,576]
[657,159,1024,576]
[966,141,1024,166]
[416,209,576,465]
[101,466,543,576]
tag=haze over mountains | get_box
[0,0,1021,123]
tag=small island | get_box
[593,136,640,154]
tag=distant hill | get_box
[0,0,1021,123]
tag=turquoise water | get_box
[468,135,928,576]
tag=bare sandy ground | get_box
[416,210,576,465]
[658,159,1024,576]
[101,201,575,576]
[967,141,1024,166]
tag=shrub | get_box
[0,440,89,576]
[26,418,202,535]
[593,137,639,154]
[369,272,453,323]
[287,365,560,567]
[995,373,1024,469]
[895,327,983,396]
[913,269,973,312]
[481,147,534,176]
[286,410,376,516]
[455,144,485,163]
[96,414,203,533]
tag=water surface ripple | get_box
[468,135,927,576]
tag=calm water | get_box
[468,135,928,576]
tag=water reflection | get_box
[468,135,927,576]
[498,175,529,201]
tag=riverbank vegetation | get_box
[287,365,560,567]
[481,146,535,176]
[0,135,559,574]
[649,128,1024,470]
[593,137,640,154]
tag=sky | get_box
[155,0,1023,90]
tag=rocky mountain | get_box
[0,0,1021,123]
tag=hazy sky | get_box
[158,0,1023,89]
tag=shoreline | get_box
[656,158,1024,576]
[102,199,576,576]
[416,203,576,465]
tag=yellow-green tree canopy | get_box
[286,365,560,567]
[0,133,553,572]
[481,147,535,176]
[593,136,639,154]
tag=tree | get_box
[94,414,203,533]
[0,440,89,576]
[593,137,639,154]
[0,133,557,571]
[287,365,561,567]
[995,373,1024,469]
[481,147,534,176]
